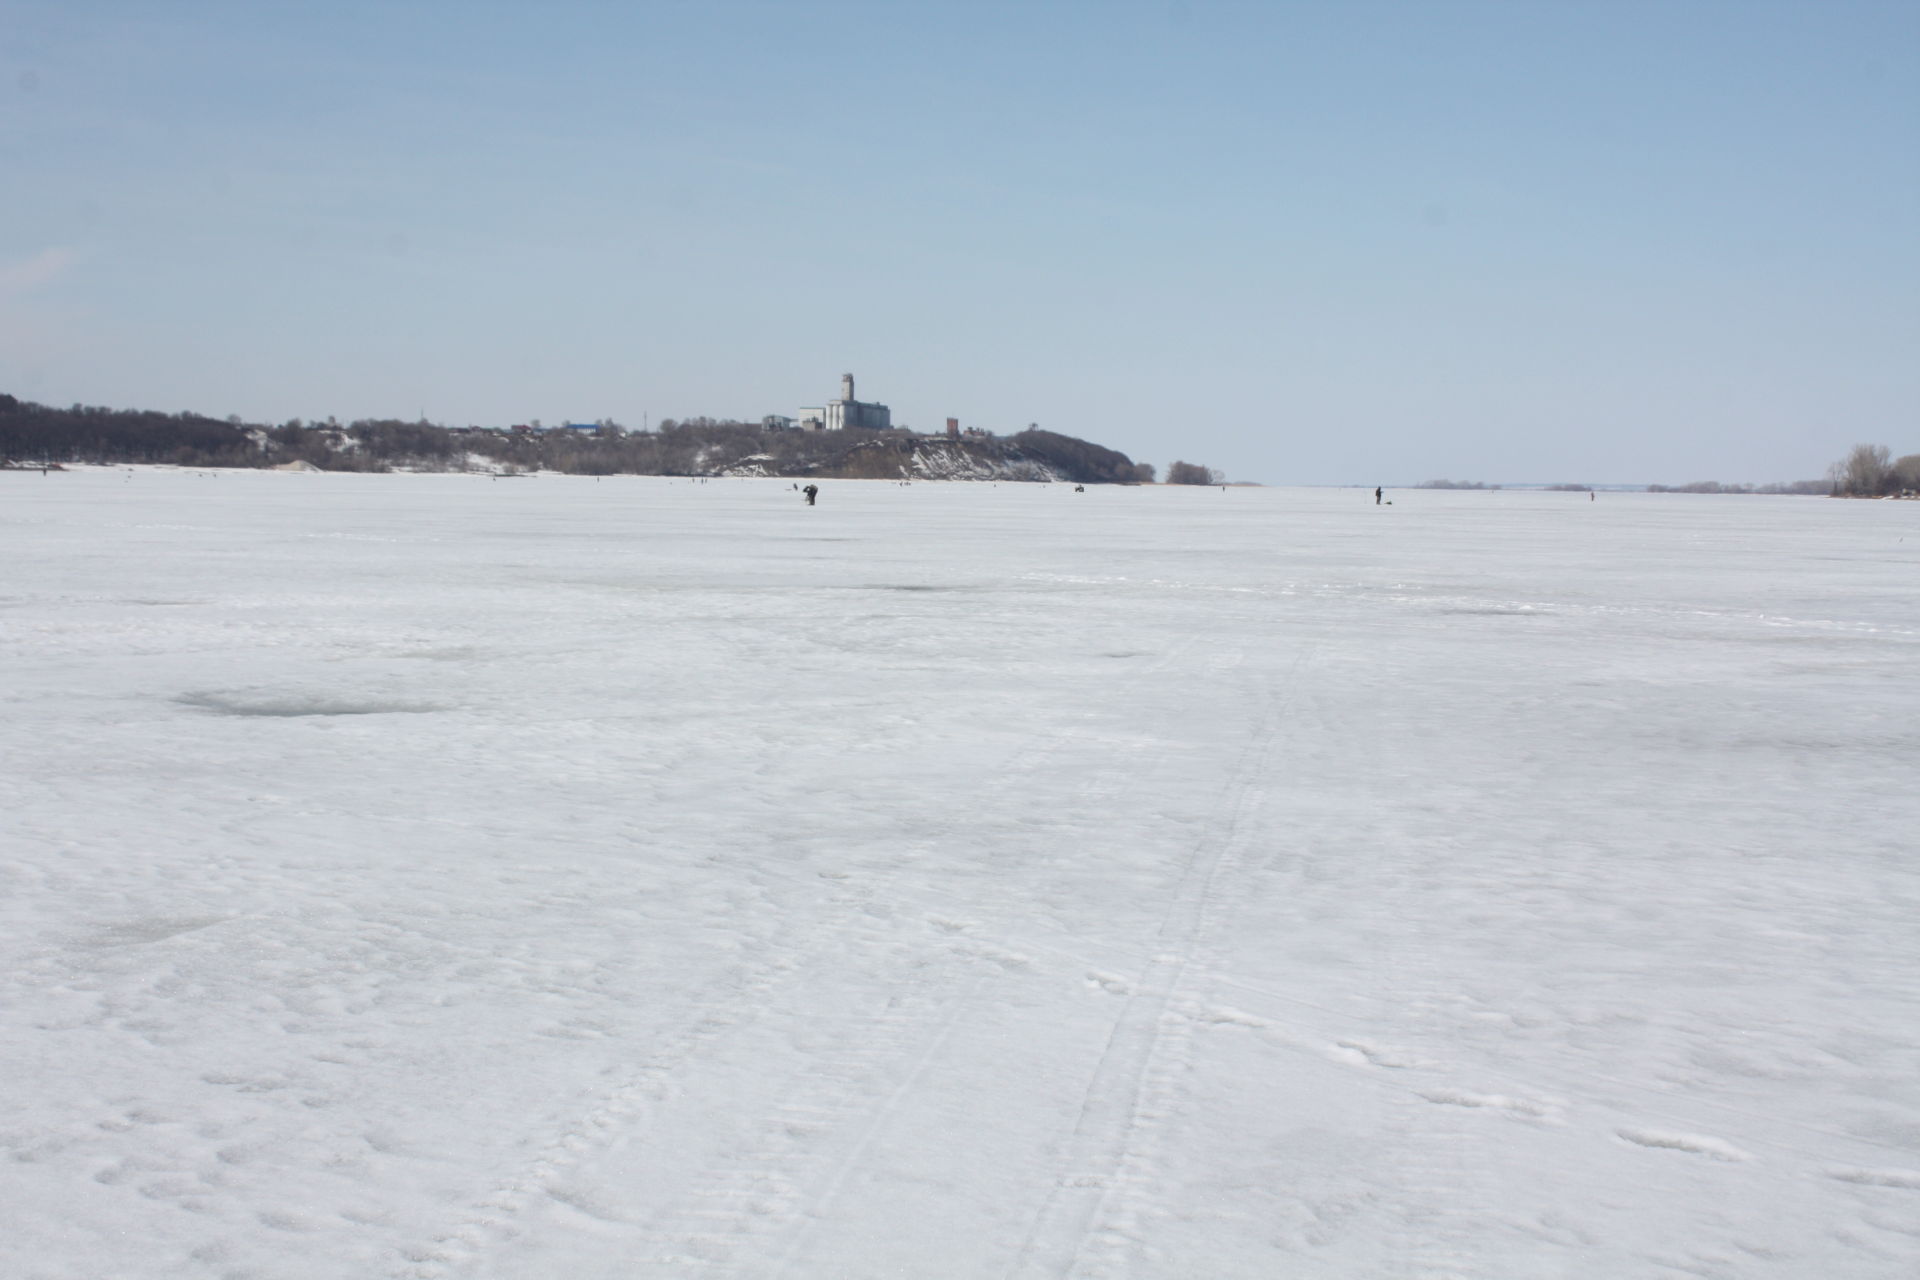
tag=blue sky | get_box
[3,0,1914,483]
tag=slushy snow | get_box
[3,469,1917,1278]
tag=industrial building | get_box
[797,373,891,432]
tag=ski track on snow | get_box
[1007,644,1300,1279]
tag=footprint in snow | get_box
[1333,1039,1426,1069]
[1421,1088,1557,1119]
[1829,1166,1920,1190]
[1616,1129,1752,1162]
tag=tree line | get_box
[1641,446,1916,495]
[1165,460,1224,485]
[0,394,1168,485]
[1826,444,1920,497]
[1646,480,1830,495]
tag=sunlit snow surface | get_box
[4,469,1918,1279]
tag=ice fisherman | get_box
[1375,486,1383,505]
[802,483,818,507]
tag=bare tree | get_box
[1831,443,1892,495]
[1893,454,1920,492]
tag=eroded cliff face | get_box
[903,440,1063,482]
[720,437,1067,483]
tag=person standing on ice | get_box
[1375,486,1383,505]
[802,483,818,507]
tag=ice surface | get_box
[3,468,1917,1278]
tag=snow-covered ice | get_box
[3,469,1917,1278]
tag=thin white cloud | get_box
[0,248,76,296]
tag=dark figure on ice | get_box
[802,483,818,507]
[1374,486,1383,505]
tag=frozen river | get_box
[4,468,1918,1279]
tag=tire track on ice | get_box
[1008,651,1302,1280]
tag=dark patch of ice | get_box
[81,916,230,947]
[394,646,483,662]
[178,692,442,718]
